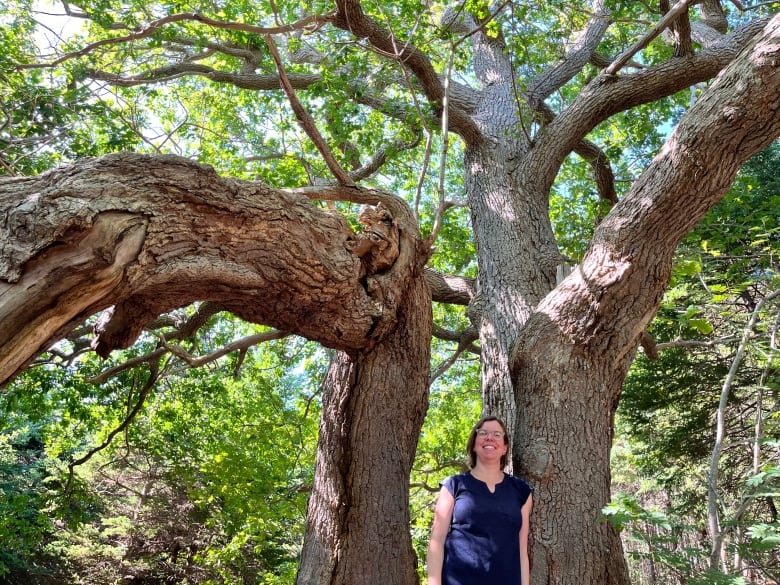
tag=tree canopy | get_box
[1,1,779,584]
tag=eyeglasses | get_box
[476,429,505,440]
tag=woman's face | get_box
[474,419,508,463]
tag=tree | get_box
[1,2,779,584]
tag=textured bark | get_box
[2,5,779,585]
[0,150,433,585]
[290,156,433,585]
[297,273,432,585]
[0,153,402,383]
[512,16,780,584]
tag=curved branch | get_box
[519,16,780,370]
[332,0,482,145]
[526,15,772,200]
[527,0,613,107]
[158,328,289,367]
[18,11,334,70]
[66,358,160,489]
[533,101,618,204]
[573,140,619,205]
[0,153,418,384]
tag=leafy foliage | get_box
[1,0,779,583]
[611,142,780,583]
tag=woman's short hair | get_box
[465,415,510,469]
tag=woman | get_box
[426,416,533,585]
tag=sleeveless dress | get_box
[441,471,533,585]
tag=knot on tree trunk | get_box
[345,203,399,277]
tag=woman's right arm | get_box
[426,486,455,585]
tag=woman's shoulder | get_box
[441,471,471,492]
[505,473,534,496]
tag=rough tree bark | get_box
[0,152,434,585]
[2,3,779,585]
[512,16,780,584]
[0,154,382,380]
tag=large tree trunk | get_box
[297,274,432,585]
[513,322,633,585]
[0,152,433,585]
[295,186,433,585]
[511,16,780,584]
[464,24,560,442]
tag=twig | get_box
[730,0,780,10]
[157,329,289,367]
[605,0,698,75]
[19,11,334,70]
[264,34,354,186]
[65,358,160,491]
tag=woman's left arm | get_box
[519,494,533,585]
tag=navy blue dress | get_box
[441,472,533,585]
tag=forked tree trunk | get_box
[509,17,780,584]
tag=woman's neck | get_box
[471,462,504,481]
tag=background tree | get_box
[607,142,780,584]
[1,1,779,584]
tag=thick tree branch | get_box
[332,0,483,145]
[667,0,694,58]
[517,15,780,370]
[527,0,613,107]
[0,153,424,385]
[526,15,772,200]
[424,268,475,305]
